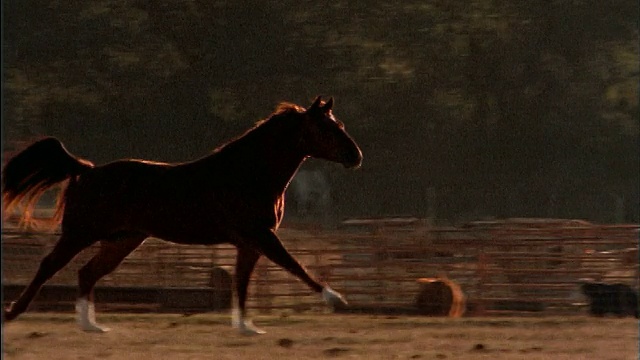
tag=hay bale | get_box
[415,277,466,317]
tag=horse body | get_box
[63,154,292,245]
[62,106,311,244]
[2,96,362,334]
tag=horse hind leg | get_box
[76,234,146,332]
[4,234,91,322]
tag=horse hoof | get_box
[322,286,348,308]
[80,323,111,333]
[238,320,267,335]
[4,302,18,322]
[232,309,266,335]
[239,320,266,335]
[75,298,109,333]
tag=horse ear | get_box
[322,97,334,112]
[308,96,322,112]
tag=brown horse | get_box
[2,96,362,334]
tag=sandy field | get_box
[2,313,638,360]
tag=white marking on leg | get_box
[322,286,348,308]
[75,297,110,333]
[231,307,241,328]
[231,306,266,335]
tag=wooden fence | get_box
[2,219,638,316]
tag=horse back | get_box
[61,159,175,232]
[74,159,173,197]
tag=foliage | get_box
[3,1,638,222]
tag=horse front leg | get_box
[248,230,348,310]
[233,247,264,335]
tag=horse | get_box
[2,96,362,334]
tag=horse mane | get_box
[253,102,306,127]
[212,102,306,154]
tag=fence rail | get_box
[2,221,638,316]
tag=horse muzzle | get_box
[343,150,363,169]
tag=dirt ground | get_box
[2,313,638,360]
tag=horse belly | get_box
[133,197,234,245]
[144,218,231,246]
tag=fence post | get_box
[476,246,488,316]
[256,260,271,314]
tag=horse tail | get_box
[2,137,94,228]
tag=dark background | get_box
[2,1,638,224]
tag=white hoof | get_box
[231,308,266,335]
[239,320,266,335]
[80,322,111,333]
[322,286,348,308]
[76,298,110,333]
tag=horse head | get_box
[300,96,363,169]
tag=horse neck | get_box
[205,121,307,195]
[256,134,307,194]
[269,125,310,191]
